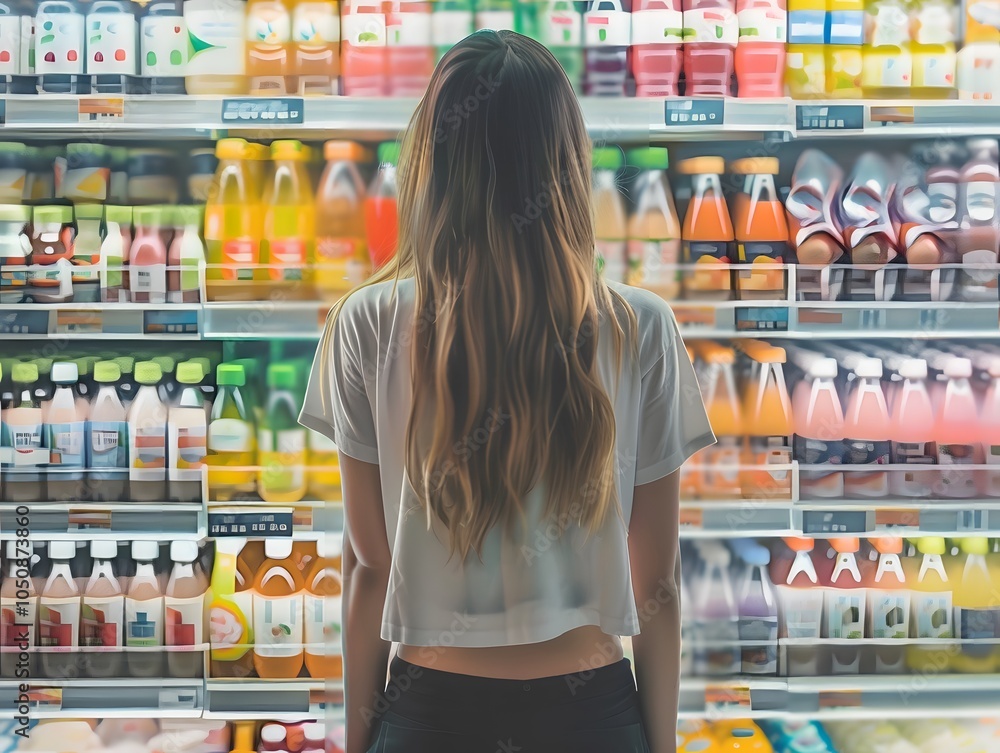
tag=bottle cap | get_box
[730,157,780,175]
[73,357,92,377]
[75,203,104,221]
[245,142,269,162]
[33,358,53,376]
[170,541,199,563]
[216,363,246,387]
[303,723,326,743]
[90,540,118,559]
[271,140,307,161]
[830,537,860,553]
[0,142,26,156]
[783,537,814,553]
[179,206,203,226]
[944,357,973,379]
[267,362,298,390]
[105,205,133,224]
[33,205,73,224]
[134,361,163,385]
[677,156,726,175]
[625,147,668,170]
[94,360,122,383]
[12,362,38,383]
[812,358,838,380]
[872,537,902,555]
[216,138,248,161]
[0,204,31,222]
[377,141,401,166]
[958,537,989,556]
[112,355,135,374]
[324,140,371,163]
[48,541,76,560]
[190,357,214,379]
[592,147,623,170]
[265,539,294,560]
[916,537,946,556]
[854,357,883,379]
[152,355,176,375]
[898,358,927,381]
[132,540,160,561]
[176,360,205,385]
[51,361,79,385]
[260,726,287,745]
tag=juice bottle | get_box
[386,0,434,96]
[90,360,128,503]
[3,363,46,503]
[952,537,1000,673]
[127,360,167,502]
[73,204,102,303]
[893,158,960,272]
[315,141,370,295]
[208,539,254,678]
[592,147,628,283]
[774,538,824,675]
[793,356,845,499]
[935,357,980,499]
[126,540,164,677]
[29,205,75,304]
[539,0,584,90]
[246,0,292,94]
[731,538,778,675]
[0,2,28,95]
[840,153,899,298]
[101,206,132,303]
[861,0,911,97]
[826,0,864,97]
[626,147,680,295]
[910,0,956,96]
[291,0,340,95]
[691,341,742,499]
[86,0,138,94]
[889,358,936,498]
[735,0,786,96]
[786,149,846,300]
[741,343,792,499]
[0,204,30,300]
[169,360,207,503]
[1,540,36,679]
[341,0,388,95]
[365,142,399,271]
[35,0,87,94]
[957,0,1000,100]
[205,139,261,283]
[583,0,631,96]
[630,0,684,96]
[842,357,890,498]
[731,157,789,300]
[130,207,167,304]
[308,428,340,501]
[208,363,257,500]
[259,362,307,503]
[253,539,305,678]
[691,541,739,675]
[906,536,953,673]
[263,140,314,284]
[46,360,86,502]
[824,537,866,674]
[956,139,1000,301]
[683,0,737,95]
[168,206,204,304]
[303,535,343,679]
[82,540,123,678]
[183,0,246,94]
[432,0,473,61]
[867,537,910,673]
[139,0,188,94]
[165,540,207,678]
[38,541,80,678]
[678,156,734,300]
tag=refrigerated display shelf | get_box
[0,678,204,720]
[0,503,205,542]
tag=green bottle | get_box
[208,363,257,500]
[258,362,307,504]
[433,0,475,61]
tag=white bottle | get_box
[690,541,739,675]
[168,207,205,304]
[127,361,167,501]
[183,0,246,95]
[39,541,80,679]
[126,540,164,677]
[168,360,207,503]
[91,360,129,502]
[82,540,124,677]
[47,361,87,501]
[164,541,208,678]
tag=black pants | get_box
[366,656,650,753]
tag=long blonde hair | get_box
[329,30,636,559]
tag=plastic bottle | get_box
[164,541,207,678]
[113,355,137,407]
[315,141,370,295]
[264,140,314,284]
[910,0,956,96]
[691,541,740,675]
[341,0,387,95]
[72,204,103,304]
[0,143,27,203]
[183,0,246,94]
[840,153,899,296]
[303,536,343,679]
[126,540,164,677]
[741,343,793,499]
[139,0,187,94]
[432,0,473,61]
[386,0,434,95]
[130,207,167,304]
[86,0,138,94]
[0,205,31,303]
[691,341,742,499]
[592,147,628,283]
[208,539,254,678]
[81,540,123,678]
[167,206,204,304]
[842,357,891,498]
[1,540,36,679]
[89,360,128,503]
[289,0,340,95]
[934,357,980,499]
[824,537,866,674]
[0,2,29,95]
[906,536,953,673]
[128,361,167,502]
[38,541,80,678]
[958,0,1000,100]
[537,0,584,90]
[3,363,46,503]
[678,156,734,299]
[980,360,1000,498]
[888,358,937,498]
[861,0,911,97]
[246,0,292,95]
[867,537,910,673]
[28,205,75,304]
[46,361,86,502]
[731,539,778,675]
[168,360,207,503]
[100,206,132,303]
[735,0,785,96]
[630,0,683,95]
[205,139,262,283]
[825,0,864,97]
[731,156,790,300]
[35,0,88,94]
[956,139,1000,301]
[952,537,1000,673]
[208,363,257,500]
[626,147,680,295]
[259,362,307,503]
[683,0,737,95]
[793,357,845,499]
[253,539,305,678]
[365,142,400,271]
[583,0,631,95]
[773,538,823,675]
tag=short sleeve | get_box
[634,309,715,486]
[299,302,380,465]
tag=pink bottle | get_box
[935,357,980,499]
[980,358,1000,497]
[842,357,891,499]
[889,358,937,498]
[342,0,389,95]
[793,356,845,499]
[129,206,167,304]
[630,0,684,96]
[734,0,786,97]
[386,0,434,96]
[683,0,737,96]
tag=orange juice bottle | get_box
[263,140,315,283]
[315,141,371,296]
[692,340,742,499]
[303,536,343,679]
[592,147,628,283]
[246,0,293,95]
[741,342,792,499]
[291,0,341,95]
[731,156,790,300]
[253,539,305,678]
[205,139,262,282]
[626,146,681,296]
[678,156,734,300]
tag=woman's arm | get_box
[339,455,393,753]
[628,469,682,753]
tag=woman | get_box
[300,30,715,753]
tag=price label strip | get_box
[736,306,789,332]
[705,684,751,713]
[221,98,305,125]
[801,510,869,535]
[0,310,49,335]
[79,98,125,123]
[796,105,864,132]
[209,508,295,538]
[144,309,200,335]
[665,99,725,127]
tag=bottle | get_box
[867,537,910,673]
[46,361,86,501]
[126,540,164,677]
[386,0,434,95]
[742,343,793,499]
[773,538,823,675]
[0,2,28,95]
[58,142,111,204]
[981,360,1000,497]
[341,0,388,95]
[365,142,400,271]
[138,0,187,94]
[793,357,845,499]
[89,361,129,503]
[626,147,680,295]
[183,0,246,94]
[910,0,956,96]
[205,139,262,283]
[690,542,740,675]
[128,360,167,502]
[253,539,305,678]
[538,0,584,90]
[303,536,343,679]
[129,207,167,304]
[35,0,87,94]
[28,205,75,304]
[73,204,103,303]
[289,0,339,95]
[315,141,370,296]
[264,140,314,284]
[956,139,1000,301]
[259,362,307,503]
[0,143,27,203]
[893,158,960,276]
[683,0,737,95]
[731,157,789,300]
[38,541,80,678]
[86,0,138,94]
[246,0,292,94]
[100,206,132,303]
[208,363,257,500]
[1,540,36,679]
[208,539,254,678]
[691,341,742,499]
[630,0,684,96]
[0,204,31,299]
[840,153,899,299]
[592,147,628,283]
[735,0,786,96]
[678,156,734,300]
[826,0,864,97]
[824,537,866,674]
[785,149,846,300]
[906,537,954,673]
[731,539,778,675]
[935,357,980,499]
[2,363,46,503]
[164,541,207,678]
[432,0,473,61]
[889,358,936,498]
[842,357,891,499]
[861,0,910,98]
[952,537,1000,673]
[33,358,56,422]
[81,540,124,678]
[168,360,207,503]
[113,355,137,407]
[167,206,204,304]
[583,0,631,95]
[958,0,1000,100]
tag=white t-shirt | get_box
[300,278,715,647]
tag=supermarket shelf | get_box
[203,679,342,721]
[0,502,206,542]
[0,678,203,720]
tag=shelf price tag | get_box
[665,99,725,127]
[736,306,789,332]
[209,508,294,538]
[957,510,988,532]
[221,98,304,125]
[819,689,862,709]
[159,688,200,711]
[802,510,868,535]
[143,309,200,336]
[79,97,125,123]
[796,105,864,131]
[705,684,751,713]
[0,310,49,335]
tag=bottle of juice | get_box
[906,536,953,673]
[365,142,399,271]
[691,341,742,499]
[889,358,937,498]
[139,0,188,94]
[3,363,46,503]
[38,541,80,678]
[90,360,128,503]
[678,156,734,300]
[253,539,305,678]
[958,0,1000,100]
[183,0,246,94]
[28,205,75,304]
[840,153,899,289]
[626,147,680,295]
[167,206,204,304]
[81,540,124,678]
[824,537,866,674]
[935,357,980,499]
[264,140,314,284]
[303,535,343,679]
[165,540,207,678]
[246,0,292,94]
[259,362,307,503]
[0,3,27,96]
[0,204,30,299]
[386,0,434,95]
[205,139,261,283]
[290,0,340,95]
[793,356,845,499]
[731,157,789,300]
[683,0,737,95]
[101,206,132,303]
[86,0,138,94]
[46,361,86,502]
[35,0,87,94]
[690,542,739,675]
[786,149,846,300]
[432,0,473,61]
[341,0,388,95]
[731,538,778,675]
[127,361,167,502]
[842,357,890,498]
[861,0,911,98]
[583,0,631,96]
[981,360,1000,497]
[867,537,910,673]
[592,147,628,283]
[956,139,1000,301]
[773,538,824,675]
[826,0,864,97]
[126,540,164,677]
[208,539,254,678]
[129,207,167,304]
[315,141,370,295]
[208,363,257,500]
[735,0,787,97]
[952,537,1000,673]
[741,343,793,499]
[537,0,584,90]
[73,204,103,303]
[168,360,207,503]
[630,0,684,96]
[1,540,36,679]
[910,0,956,96]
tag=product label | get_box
[209,418,253,454]
[596,239,627,283]
[738,612,778,674]
[630,9,684,45]
[862,47,911,88]
[129,420,167,481]
[141,15,188,75]
[935,443,977,497]
[683,240,732,293]
[387,11,431,45]
[169,422,207,483]
[165,594,205,647]
[0,168,27,203]
[293,2,340,43]
[81,595,124,648]
[842,438,890,496]
[955,607,1000,659]
[793,435,845,496]
[131,262,167,298]
[342,12,387,46]
[38,596,81,649]
[627,239,680,293]
[787,9,825,43]
[778,587,823,639]
[209,592,253,661]
[0,16,22,76]
[1,596,36,650]
[475,10,515,31]
[59,166,110,203]
[737,8,786,41]
[87,12,137,75]
[259,428,307,491]
[827,10,864,44]
[184,2,245,75]
[682,8,738,44]
[543,9,582,47]
[19,17,34,77]
[913,592,953,639]
[267,238,306,281]
[9,421,47,468]
[431,9,472,45]
[304,591,342,655]
[890,440,936,497]
[583,9,631,46]
[868,589,910,639]
[247,2,291,43]
[253,592,304,658]
[824,589,865,639]
[48,420,85,470]
[914,49,954,88]
[35,9,85,75]
[221,239,257,279]
[90,420,128,471]
[125,596,163,647]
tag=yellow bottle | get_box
[786,0,827,98]
[207,363,257,499]
[205,139,262,283]
[861,0,911,98]
[951,537,1000,673]
[262,140,315,284]
[906,537,954,673]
